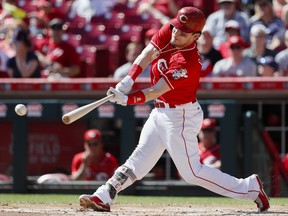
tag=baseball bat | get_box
[62,94,114,125]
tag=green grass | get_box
[0,194,287,206]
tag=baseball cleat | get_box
[254,175,270,212]
[79,194,110,212]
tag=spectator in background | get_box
[144,27,159,46]
[0,0,27,21]
[257,56,279,76]
[272,0,287,19]
[240,0,255,17]
[205,0,250,50]
[0,50,9,77]
[35,18,81,79]
[250,0,286,51]
[137,0,180,25]
[243,24,277,73]
[281,2,288,27]
[275,29,288,76]
[113,42,146,78]
[71,129,119,181]
[198,118,221,169]
[7,29,41,78]
[218,20,241,58]
[0,19,29,58]
[212,35,257,77]
[197,25,223,77]
[27,0,64,36]
[68,0,117,22]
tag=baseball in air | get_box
[15,104,27,116]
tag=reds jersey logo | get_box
[179,14,188,23]
[157,59,168,73]
[172,69,188,80]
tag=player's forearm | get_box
[127,78,170,104]
[142,78,170,102]
[133,44,156,71]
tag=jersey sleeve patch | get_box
[172,69,188,80]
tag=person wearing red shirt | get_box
[198,118,221,169]
[27,0,65,36]
[218,20,241,58]
[34,18,81,79]
[79,7,269,213]
[71,129,118,181]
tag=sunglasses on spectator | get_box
[230,45,242,50]
[51,25,63,31]
[87,141,100,147]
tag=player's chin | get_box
[170,40,178,47]
[170,41,183,49]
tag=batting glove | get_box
[115,76,134,94]
[107,87,128,106]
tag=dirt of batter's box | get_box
[0,203,287,216]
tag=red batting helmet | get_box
[170,7,206,33]
[84,129,102,142]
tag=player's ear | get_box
[193,32,202,41]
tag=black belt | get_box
[153,99,197,108]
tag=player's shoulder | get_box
[151,23,172,50]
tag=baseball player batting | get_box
[79,7,270,213]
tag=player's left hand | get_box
[107,87,128,106]
[115,76,134,94]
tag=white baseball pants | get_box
[95,101,260,205]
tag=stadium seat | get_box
[104,24,143,43]
[190,0,217,17]
[65,23,105,36]
[17,0,37,13]
[65,14,86,27]
[81,33,119,49]
[80,35,120,77]
[52,0,71,16]
[77,45,97,77]
[111,2,140,16]
[62,33,82,47]
[0,71,9,78]
[104,24,144,66]
[90,12,125,29]
[124,13,161,30]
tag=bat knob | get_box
[62,115,70,125]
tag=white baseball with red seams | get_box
[15,104,27,116]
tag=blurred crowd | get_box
[1,0,288,79]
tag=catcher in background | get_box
[198,118,221,169]
[71,129,118,181]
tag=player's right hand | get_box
[107,87,128,106]
[115,76,134,94]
